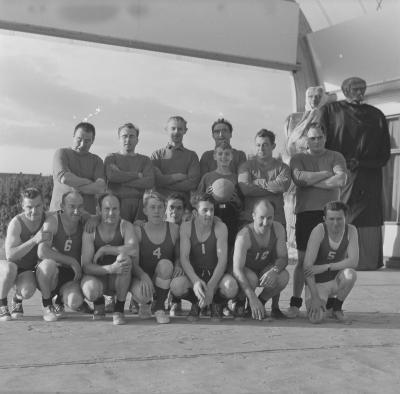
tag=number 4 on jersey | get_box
[153,247,162,259]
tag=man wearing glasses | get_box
[200,118,246,177]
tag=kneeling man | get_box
[81,193,136,325]
[130,192,180,324]
[170,193,238,322]
[233,199,289,320]
[304,201,358,324]
[37,191,88,319]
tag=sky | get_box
[0,30,294,175]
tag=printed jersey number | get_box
[201,243,206,255]
[64,239,72,252]
[327,251,336,260]
[153,247,162,259]
[255,250,270,261]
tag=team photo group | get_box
[0,76,391,326]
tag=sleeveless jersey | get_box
[315,223,349,283]
[52,212,83,261]
[244,224,277,275]
[14,213,46,270]
[189,220,218,274]
[139,223,175,277]
[94,221,124,266]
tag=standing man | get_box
[304,201,358,324]
[0,188,52,321]
[287,123,347,318]
[50,122,106,215]
[233,199,289,320]
[170,194,238,321]
[151,116,200,203]
[81,193,137,325]
[130,192,180,324]
[319,77,391,270]
[105,122,154,222]
[199,118,246,176]
[37,191,88,319]
[238,129,291,229]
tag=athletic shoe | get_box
[271,307,287,319]
[333,310,352,325]
[138,303,152,319]
[155,309,170,324]
[43,306,58,322]
[210,303,223,322]
[129,299,139,314]
[76,301,94,314]
[325,308,335,319]
[93,304,106,320]
[0,306,11,322]
[200,305,211,317]
[54,303,65,319]
[169,301,183,317]
[112,312,126,325]
[286,306,300,318]
[187,303,201,322]
[104,295,115,313]
[10,301,24,320]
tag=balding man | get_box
[232,199,289,320]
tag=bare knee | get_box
[219,274,239,299]
[81,275,103,301]
[170,276,190,297]
[155,259,173,279]
[342,268,357,285]
[0,261,18,281]
[62,283,84,310]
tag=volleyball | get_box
[211,178,235,202]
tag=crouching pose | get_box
[130,192,180,324]
[81,193,137,325]
[170,193,238,322]
[304,201,358,324]
[0,188,52,321]
[233,199,289,320]
[37,191,88,319]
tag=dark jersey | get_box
[315,223,349,283]
[189,220,218,275]
[52,212,83,261]
[244,224,277,275]
[94,221,124,266]
[13,213,46,270]
[139,223,175,277]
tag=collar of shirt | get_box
[166,143,185,151]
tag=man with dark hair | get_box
[319,77,391,270]
[200,118,246,176]
[0,188,53,321]
[233,199,289,320]
[238,129,291,227]
[151,116,200,203]
[81,193,137,325]
[170,193,238,322]
[287,123,347,318]
[105,122,154,223]
[50,122,106,215]
[304,201,358,324]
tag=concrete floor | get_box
[1,265,400,394]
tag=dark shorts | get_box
[194,267,215,283]
[54,266,75,294]
[295,210,324,251]
[17,265,38,276]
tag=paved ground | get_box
[1,265,400,394]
